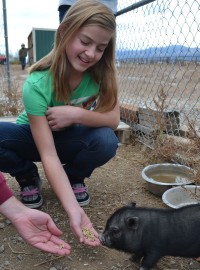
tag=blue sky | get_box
[0,0,199,55]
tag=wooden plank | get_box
[0,116,17,122]
[115,121,132,144]
[138,107,180,133]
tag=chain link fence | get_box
[116,0,200,147]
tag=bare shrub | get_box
[143,88,200,184]
[0,66,23,116]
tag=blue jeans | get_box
[0,122,118,181]
[19,57,26,70]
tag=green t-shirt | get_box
[16,69,100,124]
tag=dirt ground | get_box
[0,65,200,270]
[1,143,200,270]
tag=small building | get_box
[28,28,56,64]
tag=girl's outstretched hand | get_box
[68,206,100,247]
[11,207,71,256]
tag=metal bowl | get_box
[162,185,200,209]
[141,163,194,197]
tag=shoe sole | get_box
[78,197,90,207]
[23,196,44,209]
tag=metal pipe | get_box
[2,0,11,90]
[116,0,156,17]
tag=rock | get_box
[0,245,5,253]
[0,223,5,229]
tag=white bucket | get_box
[162,185,200,209]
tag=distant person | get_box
[58,0,118,22]
[18,43,33,70]
[0,0,119,247]
[0,172,70,255]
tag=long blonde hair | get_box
[29,0,118,112]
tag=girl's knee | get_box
[93,127,118,154]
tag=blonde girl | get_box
[0,0,119,246]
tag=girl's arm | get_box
[28,114,100,246]
[46,101,120,131]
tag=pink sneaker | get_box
[72,183,90,206]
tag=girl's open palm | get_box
[13,208,71,255]
[68,206,100,247]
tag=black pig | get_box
[100,202,200,270]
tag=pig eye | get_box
[110,227,121,238]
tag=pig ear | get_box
[127,202,136,208]
[125,217,139,229]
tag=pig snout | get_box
[98,233,104,243]
[99,232,112,247]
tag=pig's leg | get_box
[141,251,161,270]
[130,253,143,262]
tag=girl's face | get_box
[66,25,112,74]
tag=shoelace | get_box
[21,188,39,196]
[72,186,87,194]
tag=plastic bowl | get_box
[162,185,200,209]
[141,163,194,197]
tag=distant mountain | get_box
[116,45,200,62]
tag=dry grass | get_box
[142,87,200,185]
[0,65,24,117]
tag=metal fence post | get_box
[2,0,11,90]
